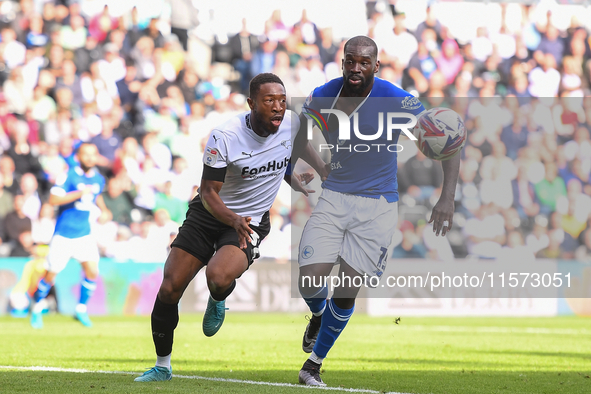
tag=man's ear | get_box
[374,59,380,74]
[247,97,255,110]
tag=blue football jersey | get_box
[302,77,425,202]
[52,166,105,239]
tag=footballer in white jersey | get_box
[135,73,328,383]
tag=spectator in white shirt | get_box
[528,53,561,97]
[0,28,26,70]
[380,13,418,69]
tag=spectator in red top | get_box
[88,5,118,43]
[434,39,464,85]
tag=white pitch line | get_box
[0,366,412,394]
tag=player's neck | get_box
[341,83,373,99]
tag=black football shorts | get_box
[171,195,270,266]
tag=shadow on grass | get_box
[475,350,591,361]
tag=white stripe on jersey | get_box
[202,111,297,226]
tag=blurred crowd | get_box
[0,0,588,263]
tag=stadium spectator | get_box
[116,59,142,115]
[407,29,438,94]
[535,161,567,215]
[91,114,122,169]
[88,5,118,44]
[251,39,278,77]
[1,27,26,71]
[512,165,540,221]
[463,203,506,259]
[392,221,427,258]
[4,194,32,255]
[60,14,87,51]
[380,12,417,69]
[142,18,165,49]
[102,177,135,226]
[535,24,565,67]
[575,228,591,261]
[169,0,199,51]
[471,27,493,63]
[434,39,463,86]
[399,149,442,201]
[20,173,40,221]
[74,34,102,75]
[0,173,13,219]
[528,53,561,97]
[55,60,83,110]
[7,120,42,179]
[154,180,188,225]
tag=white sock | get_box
[32,299,47,313]
[309,351,324,365]
[156,354,171,369]
[75,304,87,314]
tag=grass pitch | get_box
[0,313,590,394]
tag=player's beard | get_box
[253,109,279,135]
[345,74,373,96]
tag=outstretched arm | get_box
[284,171,315,196]
[301,141,330,181]
[428,154,460,237]
[48,187,91,206]
[292,113,330,180]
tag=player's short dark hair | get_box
[249,73,285,100]
[344,36,378,60]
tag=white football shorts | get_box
[298,188,398,277]
[45,234,101,274]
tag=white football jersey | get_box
[202,110,297,226]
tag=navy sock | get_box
[34,279,52,302]
[312,298,354,359]
[301,285,328,316]
[79,277,96,306]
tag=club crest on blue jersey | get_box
[401,96,422,110]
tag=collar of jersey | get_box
[330,84,373,119]
[75,166,96,177]
[244,113,271,143]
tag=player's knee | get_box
[158,278,183,304]
[206,267,234,294]
[298,276,327,299]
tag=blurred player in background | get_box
[293,36,461,386]
[135,73,327,382]
[30,143,110,329]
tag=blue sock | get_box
[34,279,52,302]
[79,277,97,306]
[301,285,328,316]
[311,298,354,359]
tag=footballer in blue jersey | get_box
[31,143,111,329]
[292,36,461,386]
